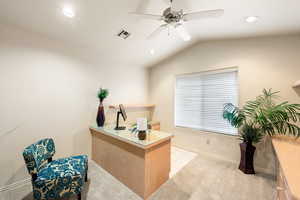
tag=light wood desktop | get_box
[272,136,300,200]
[90,126,173,199]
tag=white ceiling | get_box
[0,0,300,68]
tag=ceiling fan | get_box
[130,0,224,41]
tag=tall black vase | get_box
[96,102,105,127]
[239,142,256,174]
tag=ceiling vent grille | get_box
[117,29,131,39]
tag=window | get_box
[175,69,238,135]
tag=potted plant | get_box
[223,89,300,174]
[237,124,263,174]
[130,120,152,140]
[96,88,109,127]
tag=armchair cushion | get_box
[37,155,88,181]
[33,155,88,200]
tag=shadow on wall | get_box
[73,128,92,156]
[104,106,154,127]
[0,126,29,187]
[0,125,22,138]
[293,87,300,98]
[254,136,277,176]
[4,164,30,188]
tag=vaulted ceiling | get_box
[0,0,300,67]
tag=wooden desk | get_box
[272,136,300,200]
[90,126,173,199]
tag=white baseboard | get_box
[0,178,31,193]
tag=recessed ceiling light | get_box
[245,16,259,23]
[62,6,75,18]
[150,49,155,55]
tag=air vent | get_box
[117,29,131,39]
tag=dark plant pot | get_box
[138,131,146,140]
[96,102,105,127]
[239,142,256,174]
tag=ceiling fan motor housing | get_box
[163,7,183,24]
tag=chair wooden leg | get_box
[77,192,81,200]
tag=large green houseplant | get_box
[223,89,300,174]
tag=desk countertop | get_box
[90,126,174,149]
[272,136,300,200]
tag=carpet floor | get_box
[3,146,275,200]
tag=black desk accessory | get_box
[115,104,127,130]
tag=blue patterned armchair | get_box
[23,138,88,200]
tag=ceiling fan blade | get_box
[183,9,224,21]
[147,24,168,39]
[129,12,162,21]
[175,24,191,41]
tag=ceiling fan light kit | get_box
[130,0,224,41]
[175,24,191,41]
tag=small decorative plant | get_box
[130,121,151,133]
[97,88,109,103]
[96,88,109,127]
[223,88,300,174]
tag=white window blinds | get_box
[175,70,238,135]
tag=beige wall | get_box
[149,35,300,171]
[1,22,300,189]
[0,24,148,187]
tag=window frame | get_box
[174,67,239,135]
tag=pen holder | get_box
[138,130,146,140]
